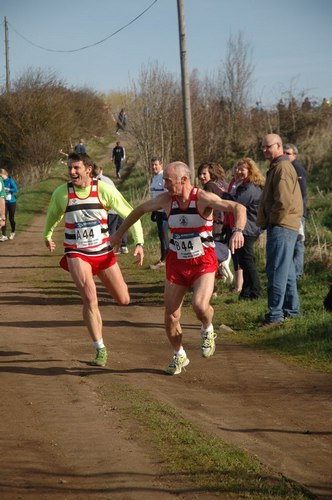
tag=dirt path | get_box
[0,216,331,499]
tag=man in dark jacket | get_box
[111,141,125,179]
[283,143,308,280]
[257,134,303,326]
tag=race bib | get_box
[173,232,204,259]
[75,220,102,248]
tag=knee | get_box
[116,291,130,306]
[165,311,180,327]
[117,296,130,306]
[192,300,209,318]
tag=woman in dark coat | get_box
[231,158,265,300]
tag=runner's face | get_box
[68,161,91,187]
[163,170,182,194]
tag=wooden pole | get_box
[177,0,195,182]
[4,17,11,93]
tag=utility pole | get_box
[177,0,194,182]
[4,17,11,93]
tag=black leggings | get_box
[2,202,16,235]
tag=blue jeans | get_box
[265,226,300,323]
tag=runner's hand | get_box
[45,239,56,252]
[133,245,144,266]
[229,232,244,253]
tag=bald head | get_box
[264,133,282,146]
[165,161,191,181]
[262,134,283,160]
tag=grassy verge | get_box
[210,266,332,373]
[98,381,312,499]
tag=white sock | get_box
[175,347,186,357]
[201,324,213,334]
[94,339,105,349]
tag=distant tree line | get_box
[1,32,331,194]
[0,69,111,187]
[119,33,332,190]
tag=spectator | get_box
[74,139,86,154]
[222,165,243,293]
[0,176,6,237]
[115,108,127,134]
[149,156,169,270]
[323,284,332,312]
[0,168,19,241]
[111,141,125,179]
[232,158,265,300]
[211,162,229,192]
[283,143,308,280]
[92,164,129,254]
[301,97,311,111]
[255,101,263,112]
[257,134,303,326]
[197,162,225,241]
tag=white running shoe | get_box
[165,353,190,375]
[9,232,15,240]
[0,235,8,242]
[201,329,217,358]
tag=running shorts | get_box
[166,247,218,287]
[60,251,116,276]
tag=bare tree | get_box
[221,32,254,115]
[125,62,182,178]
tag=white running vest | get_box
[168,187,215,259]
[63,179,110,256]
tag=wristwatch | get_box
[232,227,243,233]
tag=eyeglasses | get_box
[261,143,277,150]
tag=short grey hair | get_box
[284,143,298,155]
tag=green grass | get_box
[15,161,68,232]
[98,381,312,498]
[210,266,332,373]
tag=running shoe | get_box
[120,246,129,254]
[165,353,190,375]
[9,232,15,240]
[91,347,108,367]
[201,330,217,358]
[0,235,8,242]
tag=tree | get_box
[221,32,254,116]
[0,69,109,186]
[125,62,182,178]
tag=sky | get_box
[1,0,331,107]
